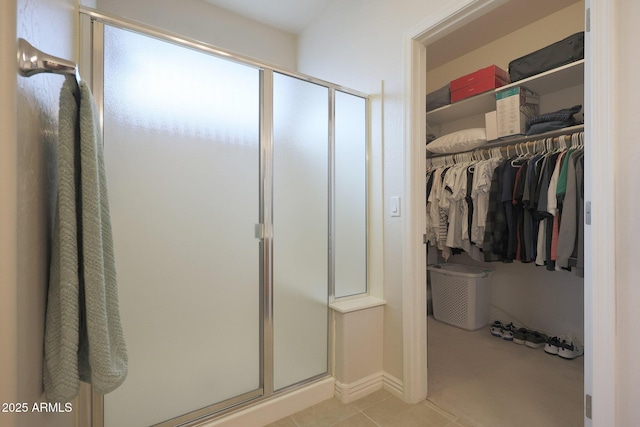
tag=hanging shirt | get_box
[535,152,560,267]
[523,154,543,262]
[547,152,567,262]
[575,155,585,277]
[425,170,435,246]
[471,159,500,246]
[556,148,577,208]
[427,167,444,247]
[502,159,521,261]
[484,159,508,262]
[556,150,583,269]
[445,164,465,249]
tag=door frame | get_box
[401,1,616,425]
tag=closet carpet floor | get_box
[427,315,584,427]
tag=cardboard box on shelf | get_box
[485,111,498,141]
[496,87,539,138]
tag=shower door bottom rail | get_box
[141,388,264,427]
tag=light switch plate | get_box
[390,196,400,217]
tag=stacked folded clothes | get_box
[526,104,582,136]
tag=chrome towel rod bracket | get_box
[17,38,80,84]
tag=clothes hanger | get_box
[575,132,585,149]
[568,133,579,151]
[510,143,530,166]
[545,137,554,154]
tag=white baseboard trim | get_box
[201,377,334,427]
[198,372,404,427]
[382,372,404,400]
[334,372,404,404]
[335,372,383,404]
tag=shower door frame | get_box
[79,8,370,427]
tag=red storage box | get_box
[450,65,509,92]
[450,76,509,103]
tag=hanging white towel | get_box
[44,78,127,402]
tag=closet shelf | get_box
[427,60,585,125]
[427,124,584,159]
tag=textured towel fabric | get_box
[44,78,127,402]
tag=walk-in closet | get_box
[424,1,586,426]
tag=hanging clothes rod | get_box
[478,131,583,158]
[17,38,80,84]
[426,130,584,169]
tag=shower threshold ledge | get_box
[329,296,386,313]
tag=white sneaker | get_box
[500,322,515,341]
[544,336,562,355]
[558,340,584,360]
[490,321,503,338]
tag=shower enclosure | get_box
[81,10,368,427]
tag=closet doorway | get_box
[402,0,616,426]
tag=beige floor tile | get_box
[264,416,298,427]
[331,413,380,427]
[427,316,583,427]
[363,396,451,427]
[451,416,482,427]
[422,400,456,421]
[351,389,393,410]
[290,397,360,427]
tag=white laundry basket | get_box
[428,263,493,331]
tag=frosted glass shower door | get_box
[102,26,261,427]
[272,73,329,391]
[334,91,367,298]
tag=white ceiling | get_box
[201,0,332,34]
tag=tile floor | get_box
[266,389,474,427]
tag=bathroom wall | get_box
[0,0,19,424]
[0,0,78,426]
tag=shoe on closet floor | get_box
[513,327,529,345]
[490,321,503,338]
[501,322,515,341]
[558,340,584,359]
[544,336,562,355]
[524,331,548,349]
